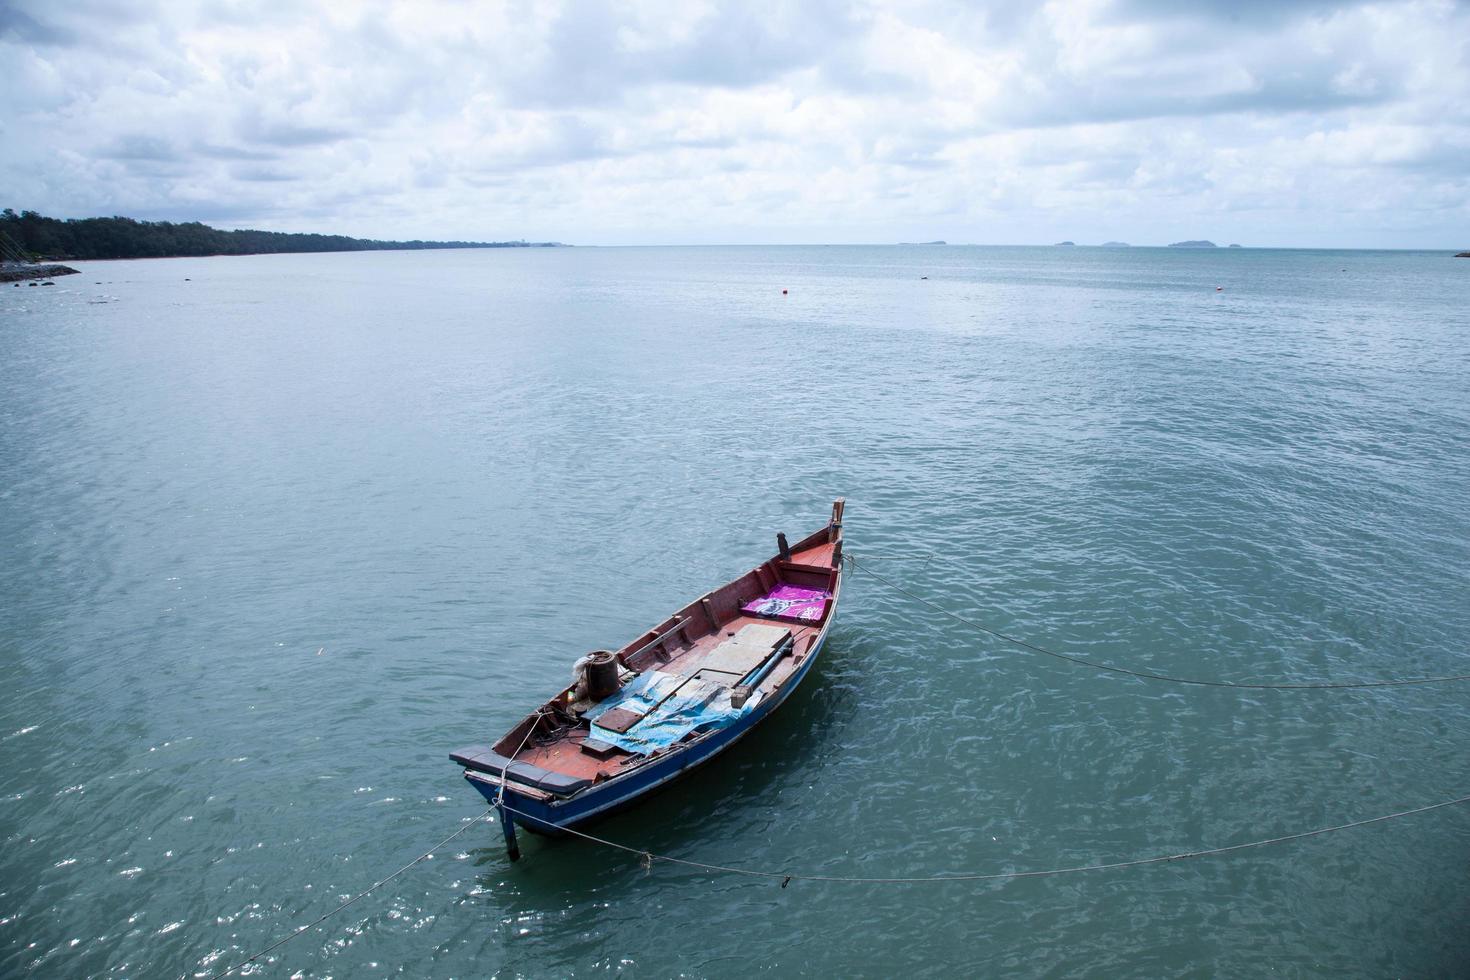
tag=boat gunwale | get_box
[465,621,837,834]
[456,502,845,832]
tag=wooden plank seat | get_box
[789,540,839,567]
[699,623,792,676]
[449,745,594,794]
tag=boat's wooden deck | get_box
[790,540,838,568]
[514,613,822,781]
[494,505,842,787]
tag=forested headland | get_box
[0,209,565,261]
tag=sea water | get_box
[2,245,1467,976]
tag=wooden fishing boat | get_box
[451,499,845,859]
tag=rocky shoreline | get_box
[2,263,80,283]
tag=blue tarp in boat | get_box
[585,670,765,755]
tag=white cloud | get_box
[0,0,1467,246]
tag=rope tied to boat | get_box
[194,791,1470,976]
[197,806,496,980]
[500,794,1470,885]
[844,553,1470,690]
[496,710,545,807]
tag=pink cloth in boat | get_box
[742,584,831,623]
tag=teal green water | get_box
[2,246,1468,977]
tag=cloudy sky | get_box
[2,0,1468,247]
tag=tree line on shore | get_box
[0,209,562,261]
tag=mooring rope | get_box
[200,788,1470,979]
[505,794,1470,884]
[192,788,1470,974]
[193,789,1470,978]
[202,717,545,978]
[198,807,495,980]
[844,554,1470,690]
[497,711,545,806]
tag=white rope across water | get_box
[200,717,544,978]
[198,791,1470,977]
[198,807,496,980]
[505,794,1470,885]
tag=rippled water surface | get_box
[2,245,1469,977]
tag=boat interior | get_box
[452,502,844,798]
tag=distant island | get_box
[1228,243,1243,248]
[1456,251,1470,258]
[1169,240,1217,248]
[1101,241,1130,247]
[899,240,946,245]
[0,209,566,262]
[1054,240,1076,246]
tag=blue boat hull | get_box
[465,622,833,837]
